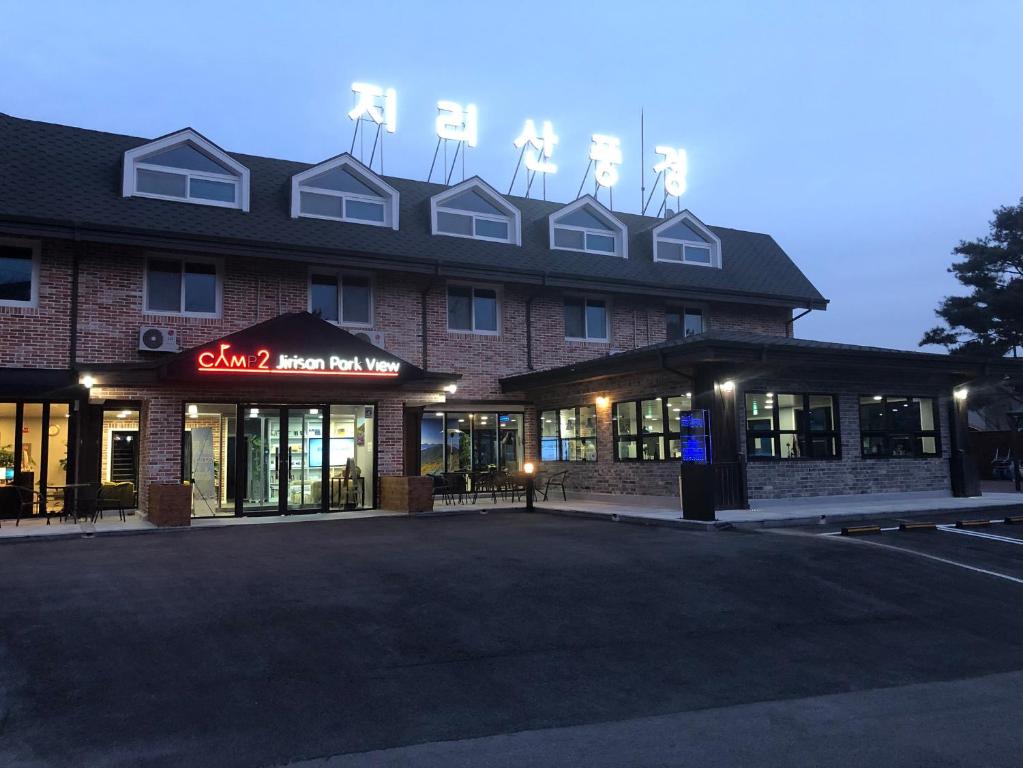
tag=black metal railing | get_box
[713,455,748,510]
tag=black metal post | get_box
[525,475,535,512]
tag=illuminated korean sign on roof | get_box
[347,81,688,198]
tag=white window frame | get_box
[143,255,223,318]
[549,196,629,259]
[122,129,250,211]
[0,237,40,308]
[430,178,521,245]
[307,269,375,328]
[446,282,502,336]
[291,154,400,230]
[652,210,722,268]
[564,294,610,342]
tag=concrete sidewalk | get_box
[535,490,1023,529]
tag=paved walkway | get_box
[533,490,1023,529]
[5,489,1022,541]
[0,508,405,541]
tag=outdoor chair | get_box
[540,470,569,502]
[71,484,102,523]
[992,448,1013,481]
[99,481,134,522]
[9,485,42,527]
[441,472,468,504]
[471,469,499,504]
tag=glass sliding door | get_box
[286,407,323,512]
[241,406,282,514]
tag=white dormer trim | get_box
[652,209,722,268]
[548,195,629,259]
[430,177,521,245]
[122,128,250,212]
[291,153,400,230]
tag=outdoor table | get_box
[46,483,93,520]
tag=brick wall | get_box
[0,238,73,368]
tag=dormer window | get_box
[431,178,521,244]
[123,129,250,211]
[291,154,399,229]
[549,196,628,259]
[653,210,722,268]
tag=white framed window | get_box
[431,178,521,245]
[447,284,500,335]
[653,210,722,268]
[564,295,609,341]
[123,129,250,211]
[549,196,628,259]
[144,256,221,317]
[291,154,399,229]
[0,238,40,308]
[309,271,373,327]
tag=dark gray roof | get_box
[500,329,1021,390]
[0,113,827,309]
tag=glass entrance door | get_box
[241,406,281,514]
[240,405,327,515]
[285,408,323,512]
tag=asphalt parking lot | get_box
[2,511,1023,767]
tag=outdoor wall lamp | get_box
[954,387,969,401]
[443,384,457,394]
[595,395,609,407]
[80,375,96,389]
[720,380,735,393]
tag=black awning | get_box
[157,312,453,387]
[0,368,80,399]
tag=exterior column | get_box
[949,386,980,497]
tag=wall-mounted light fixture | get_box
[595,395,609,407]
[720,380,735,393]
[954,387,968,401]
[443,384,458,394]
[80,375,96,389]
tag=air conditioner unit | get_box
[138,326,180,353]
[352,330,387,350]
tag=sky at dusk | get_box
[2,0,1021,350]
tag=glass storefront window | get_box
[746,393,840,460]
[328,405,375,510]
[185,403,237,516]
[858,395,939,458]
[498,413,523,471]
[0,401,74,521]
[421,411,525,474]
[446,413,471,472]
[613,394,693,461]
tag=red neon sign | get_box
[196,343,400,377]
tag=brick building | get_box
[0,114,1012,520]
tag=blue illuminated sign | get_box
[678,409,711,464]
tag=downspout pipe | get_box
[421,261,441,370]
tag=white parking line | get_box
[821,535,1023,586]
[938,525,1023,546]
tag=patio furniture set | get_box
[430,468,569,505]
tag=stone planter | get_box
[147,483,192,527]
[379,476,434,514]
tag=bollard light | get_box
[523,462,535,512]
